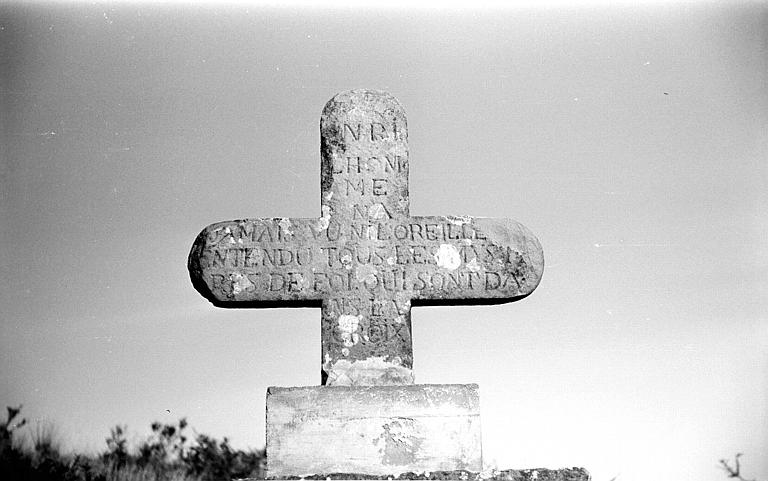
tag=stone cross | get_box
[188,90,544,386]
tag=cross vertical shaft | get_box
[319,91,414,385]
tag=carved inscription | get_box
[195,218,533,294]
[342,122,405,142]
[187,89,544,386]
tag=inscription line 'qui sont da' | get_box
[209,268,523,295]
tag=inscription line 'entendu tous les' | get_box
[188,89,544,386]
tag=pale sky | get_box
[1,3,767,481]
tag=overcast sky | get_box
[1,3,766,481]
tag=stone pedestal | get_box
[266,384,481,478]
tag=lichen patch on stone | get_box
[375,418,424,466]
[369,203,389,220]
[337,314,361,347]
[465,257,481,273]
[447,215,472,225]
[317,205,332,231]
[278,217,294,237]
[230,272,254,295]
[356,264,378,284]
[434,244,461,270]
[325,356,414,386]
[224,226,236,244]
[340,252,353,269]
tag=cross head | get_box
[188,90,544,386]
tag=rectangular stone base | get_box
[266,384,481,478]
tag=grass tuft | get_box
[0,405,264,481]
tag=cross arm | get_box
[188,215,543,305]
[188,217,331,304]
[404,216,544,302]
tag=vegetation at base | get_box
[0,405,264,481]
[2,404,762,481]
[720,453,758,481]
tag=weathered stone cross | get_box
[188,90,544,386]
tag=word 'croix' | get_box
[188,90,544,386]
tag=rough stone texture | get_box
[188,90,545,386]
[266,384,481,479]
[245,467,590,480]
[488,469,590,481]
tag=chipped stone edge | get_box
[246,466,590,480]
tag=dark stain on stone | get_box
[373,418,424,466]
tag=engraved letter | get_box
[370,122,387,141]
[372,179,387,196]
[344,123,361,141]
[346,178,364,195]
